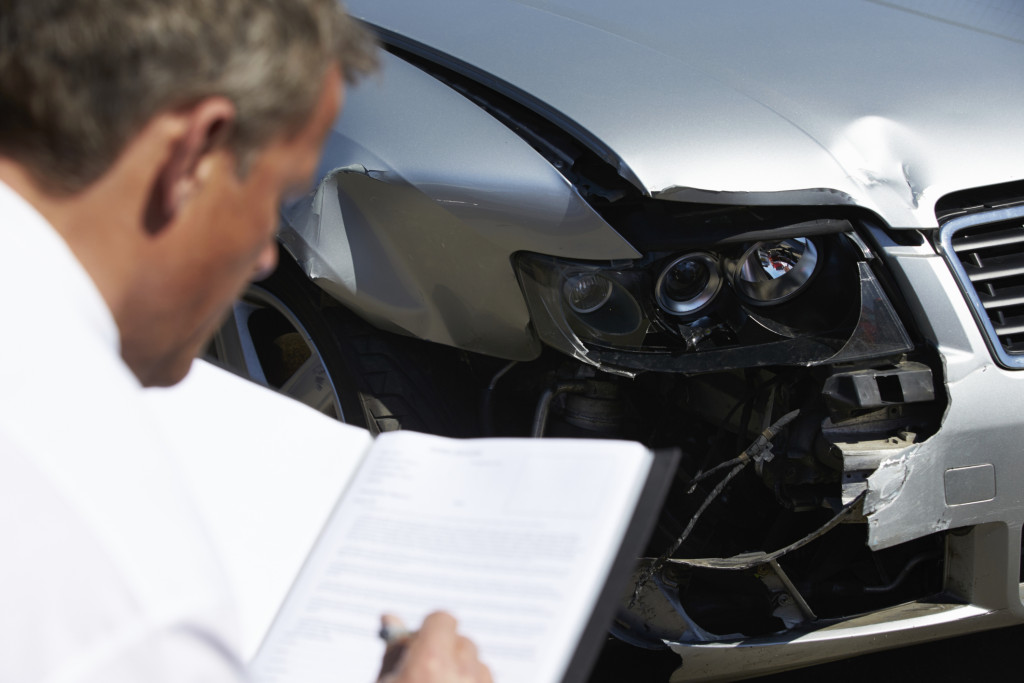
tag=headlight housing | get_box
[515,221,912,375]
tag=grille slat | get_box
[940,204,1024,368]
[952,226,1024,253]
[995,322,1024,337]
[961,251,1024,283]
[980,282,1024,310]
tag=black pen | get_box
[379,622,413,645]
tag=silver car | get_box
[209,1,1024,679]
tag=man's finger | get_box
[415,611,459,648]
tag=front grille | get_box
[939,204,1024,369]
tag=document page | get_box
[250,431,654,683]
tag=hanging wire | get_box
[628,409,800,609]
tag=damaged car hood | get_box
[347,0,1024,227]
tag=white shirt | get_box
[0,180,371,682]
[0,180,248,682]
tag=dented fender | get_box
[278,51,640,359]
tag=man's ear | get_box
[144,97,236,234]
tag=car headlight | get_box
[563,273,614,314]
[560,269,646,340]
[731,238,818,306]
[655,253,722,316]
[515,221,913,375]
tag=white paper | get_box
[250,430,653,683]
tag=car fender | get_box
[280,50,641,359]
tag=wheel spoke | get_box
[210,300,270,386]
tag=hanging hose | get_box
[531,381,589,437]
[480,361,516,435]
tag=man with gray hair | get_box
[0,1,490,681]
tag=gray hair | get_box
[0,0,378,193]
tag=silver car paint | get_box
[291,0,1024,360]
[345,0,1024,226]
[281,50,640,359]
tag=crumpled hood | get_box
[347,0,1024,227]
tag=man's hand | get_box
[377,612,493,683]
